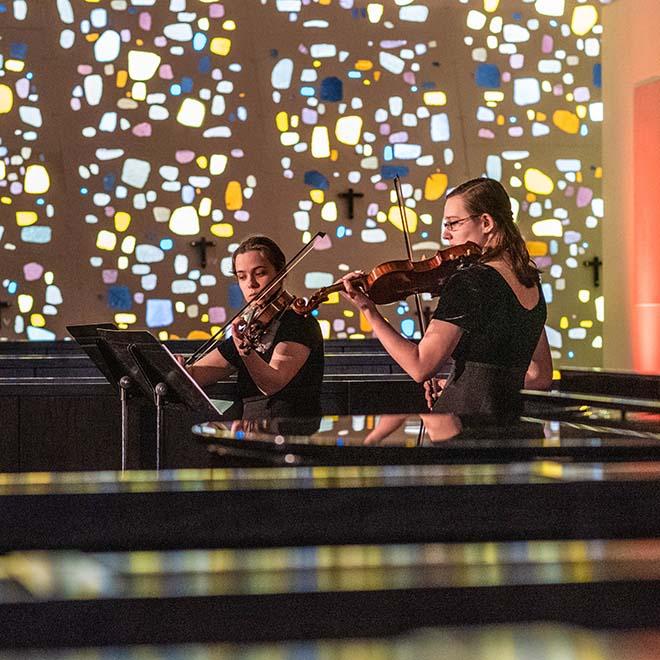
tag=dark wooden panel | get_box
[0,397,19,471]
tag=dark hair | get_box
[231,235,286,274]
[447,177,540,287]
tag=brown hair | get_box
[447,177,540,287]
[231,235,286,274]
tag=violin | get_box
[291,241,481,315]
[235,288,297,353]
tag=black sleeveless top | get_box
[431,263,546,421]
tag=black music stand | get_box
[97,329,222,469]
[67,323,143,470]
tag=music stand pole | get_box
[119,376,132,472]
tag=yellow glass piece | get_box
[24,165,50,194]
[423,91,447,106]
[330,149,338,161]
[311,126,331,158]
[423,173,448,201]
[313,60,321,68]
[321,201,338,222]
[275,111,288,132]
[359,311,372,333]
[526,193,536,203]
[116,70,128,88]
[344,310,355,318]
[595,167,603,179]
[484,0,500,11]
[114,211,131,232]
[376,211,387,223]
[5,60,25,72]
[524,168,554,195]
[222,20,237,30]
[196,156,208,169]
[335,116,363,145]
[578,289,590,303]
[210,37,231,56]
[387,205,418,233]
[532,219,562,237]
[209,154,227,175]
[201,313,209,323]
[177,98,206,127]
[0,84,14,114]
[576,104,587,119]
[310,189,325,204]
[45,272,54,285]
[366,3,384,23]
[319,0,331,5]
[18,294,33,313]
[175,301,186,313]
[198,18,210,30]
[420,213,433,225]
[595,295,604,322]
[198,197,212,217]
[290,114,299,129]
[0,162,5,179]
[484,91,504,102]
[1,197,11,204]
[553,369,561,381]
[526,241,548,256]
[571,5,598,36]
[16,211,38,227]
[224,181,243,210]
[96,230,117,251]
[355,59,373,71]
[580,320,594,328]
[188,330,212,340]
[210,223,234,238]
[559,316,569,329]
[121,236,136,254]
[552,109,579,134]
[114,313,137,324]
[131,82,147,101]
[325,292,340,305]
[497,114,505,126]
[30,314,46,328]
[158,331,169,341]
[372,72,380,82]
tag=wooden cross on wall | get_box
[338,187,364,219]
[583,256,603,287]
[190,236,216,269]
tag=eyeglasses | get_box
[441,214,480,232]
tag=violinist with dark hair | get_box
[341,177,552,423]
[183,235,324,419]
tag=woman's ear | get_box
[481,213,496,235]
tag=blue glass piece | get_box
[593,63,602,88]
[170,84,182,96]
[0,5,8,14]
[228,283,244,309]
[103,173,116,192]
[320,76,343,102]
[21,227,51,244]
[383,145,393,161]
[160,238,174,251]
[10,42,27,59]
[304,170,329,189]
[513,12,522,20]
[381,165,409,179]
[300,86,316,97]
[192,32,207,51]
[107,285,132,311]
[401,318,416,338]
[8,281,17,294]
[181,77,193,93]
[146,299,174,327]
[347,71,361,79]
[421,81,436,89]
[198,55,211,73]
[475,63,501,88]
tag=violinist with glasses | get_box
[181,235,324,420]
[341,177,553,423]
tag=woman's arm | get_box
[524,328,553,390]
[186,348,235,387]
[238,340,311,396]
[342,275,463,383]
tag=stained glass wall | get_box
[0,0,608,368]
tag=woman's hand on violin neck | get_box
[340,271,374,312]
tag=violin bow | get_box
[185,231,326,366]
[393,175,429,446]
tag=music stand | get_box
[98,329,222,469]
[67,323,143,471]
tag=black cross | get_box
[190,236,216,269]
[338,187,364,219]
[583,256,602,288]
